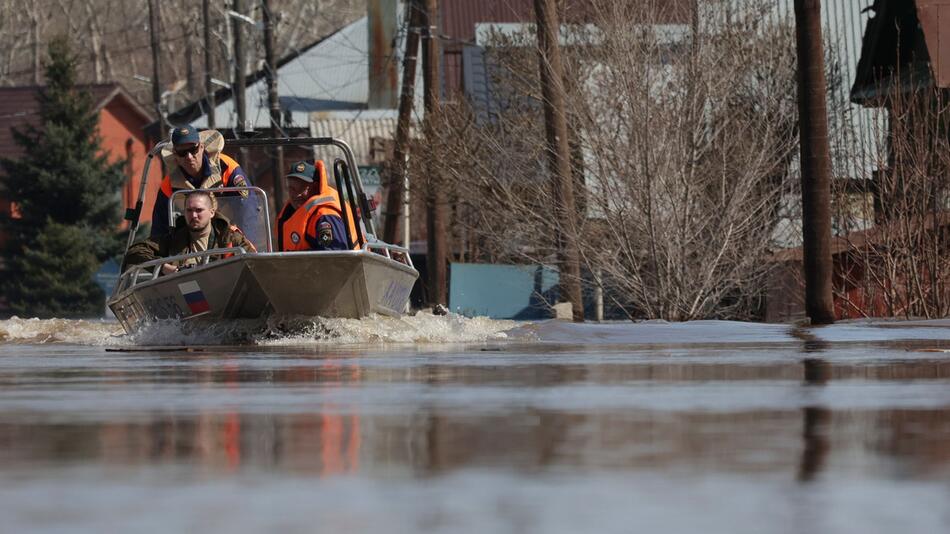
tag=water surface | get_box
[2,316,950,533]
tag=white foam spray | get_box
[1,313,518,347]
[0,317,125,345]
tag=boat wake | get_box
[0,317,125,345]
[0,312,518,347]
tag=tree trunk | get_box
[534,0,585,321]
[203,0,216,129]
[147,0,167,134]
[232,0,248,131]
[423,0,447,306]
[794,0,835,325]
[382,0,423,246]
[263,0,286,208]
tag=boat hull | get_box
[108,251,418,334]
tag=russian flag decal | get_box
[178,280,210,315]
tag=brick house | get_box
[0,83,161,252]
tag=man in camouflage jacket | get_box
[123,191,256,274]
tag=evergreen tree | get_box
[0,37,127,317]
[3,220,105,317]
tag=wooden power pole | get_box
[383,0,424,245]
[794,0,835,325]
[232,0,248,132]
[262,0,286,208]
[534,0,584,322]
[203,0,216,129]
[423,0,447,306]
[147,0,167,136]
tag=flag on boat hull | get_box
[178,280,210,314]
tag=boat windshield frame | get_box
[168,186,274,253]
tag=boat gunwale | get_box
[108,248,418,304]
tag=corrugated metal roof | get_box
[309,115,401,167]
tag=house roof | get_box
[0,83,152,161]
[153,14,424,138]
[310,116,399,168]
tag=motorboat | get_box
[108,137,418,334]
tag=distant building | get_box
[0,83,160,251]
[768,0,950,322]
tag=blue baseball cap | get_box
[171,124,200,146]
[286,160,315,182]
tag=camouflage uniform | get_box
[123,215,256,272]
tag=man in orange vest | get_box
[150,124,250,237]
[277,160,355,251]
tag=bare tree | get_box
[417,0,801,321]
[830,77,950,319]
[0,0,362,109]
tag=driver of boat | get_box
[123,190,256,275]
[149,124,250,237]
[276,160,358,252]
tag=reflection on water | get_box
[3,320,950,532]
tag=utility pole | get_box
[232,0,248,133]
[147,0,167,136]
[262,0,286,208]
[423,0,447,306]
[203,0,216,129]
[534,0,584,322]
[794,0,835,325]
[31,11,41,85]
[383,0,424,245]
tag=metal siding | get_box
[762,0,882,182]
[462,45,493,123]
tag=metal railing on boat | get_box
[114,247,249,295]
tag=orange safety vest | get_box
[276,160,360,251]
[160,152,243,198]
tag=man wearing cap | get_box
[150,124,250,237]
[276,160,357,252]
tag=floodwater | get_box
[2,315,950,533]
